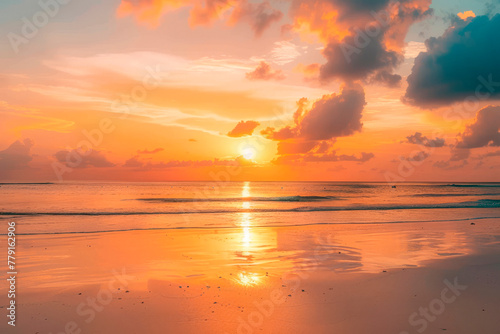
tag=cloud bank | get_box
[405,14,500,108]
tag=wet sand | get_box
[2,219,500,333]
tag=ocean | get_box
[2,182,500,235]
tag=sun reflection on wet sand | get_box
[233,182,266,287]
[234,271,262,286]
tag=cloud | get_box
[54,149,116,168]
[123,155,144,168]
[404,15,500,108]
[189,0,236,26]
[304,151,374,162]
[227,120,260,137]
[433,159,468,170]
[331,0,391,15]
[277,140,318,155]
[477,150,500,159]
[0,139,34,170]
[262,83,366,164]
[263,83,365,143]
[456,106,500,148]
[138,148,164,154]
[320,33,403,83]
[229,1,283,36]
[288,0,432,84]
[369,70,401,87]
[261,83,369,164]
[246,61,285,81]
[406,150,430,163]
[261,126,296,140]
[405,132,446,147]
[294,63,320,79]
[449,148,470,161]
[457,10,476,20]
[272,151,374,165]
[117,0,231,27]
[297,83,365,140]
[117,0,282,36]
[431,144,470,171]
[123,156,248,170]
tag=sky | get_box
[0,0,499,182]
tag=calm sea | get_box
[1,182,500,235]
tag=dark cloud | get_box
[304,151,374,162]
[288,0,432,85]
[407,150,430,162]
[277,141,317,155]
[431,145,470,171]
[433,159,468,170]
[405,132,446,147]
[320,35,402,82]
[262,84,367,163]
[456,106,500,148]
[137,148,164,154]
[0,139,34,170]
[123,155,144,168]
[54,149,115,169]
[246,61,285,81]
[263,83,365,142]
[331,0,391,16]
[261,126,296,140]
[477,150,500,159]
[298,83,365,140]
[404,15,500,108]
[369,70,402,87]
[230,1,283,37]
[227,120,260,137]
[272,151,374,165]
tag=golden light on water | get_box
[235,272,261,286]
[242,181,251,198]
[234,182,264,287]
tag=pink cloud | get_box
[246,61,285,81]
[227,120,260,137]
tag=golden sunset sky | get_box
[0,0,499,181]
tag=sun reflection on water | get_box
[234,182,265,287]
[235,271,261,286]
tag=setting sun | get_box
[2,1,500,333]
[242,147,257,160]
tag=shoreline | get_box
[2,218,500,333]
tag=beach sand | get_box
[2,219,500,334]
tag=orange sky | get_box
[0,0,499,182]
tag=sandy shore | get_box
[2,219,500,333]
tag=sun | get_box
[242,147,256,160]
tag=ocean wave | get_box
[443,184,500,188]
[0,182,54,185]
[403,193,500,198]
[5,216,500,236]
[2,199,499,216]
[135,195,341,203]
